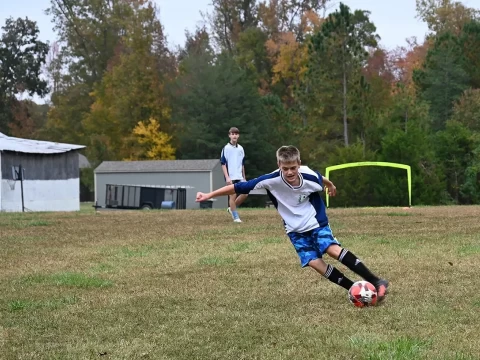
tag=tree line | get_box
[1,0,480,207]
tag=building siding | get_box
[1,178,80,212]
[95,171,227,209]
[0,150,81,212]
[1,151,79,180]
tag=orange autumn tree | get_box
[258,1,329,157]
[261,2,325,104]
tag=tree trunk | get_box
[343,62,349,146]
[361,132,366,158]
[302,83,309,127]
[405,108,408,133]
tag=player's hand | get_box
[225,177,232,185]
[326,183,337,197]
[196,192,210,202]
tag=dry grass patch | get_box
[1,205,479,359]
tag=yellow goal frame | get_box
[324,162,412,208]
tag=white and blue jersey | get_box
[234,166,328,234]
[220,143,245,181]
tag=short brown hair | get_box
[276,145,301,163]
[229,127,239,134]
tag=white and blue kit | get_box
[234,166,328,233]
[234,166,340,266]
[220,143,245,181]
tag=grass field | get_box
[1,204,480,360]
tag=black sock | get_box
[338,249,380,284]
[324,264,354,290]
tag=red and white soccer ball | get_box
[348,281,378,307]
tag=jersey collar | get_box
[280,171,303,189]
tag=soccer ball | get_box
[348,281,378,307]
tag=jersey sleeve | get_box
[301,170,323,185]
[234,172,279,194]
[315,171,324,186]
[300,168,325,192]
[220,147,227,165]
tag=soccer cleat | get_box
[233,218,242,223]
[374,279,389,302]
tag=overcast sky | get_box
[5,0,480,50]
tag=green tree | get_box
[0,17,49,133]
[46,0,134,86]
[178,27,213,62]
[235,27,272,93]
[450,88,480,131]
[44,0,175,161]
[416,0,479,36]
[350,49,396,155]
[206,0,259,53]
[460,20,480,88]
[43,83,91,145]
[83,1,173,162]
[43,0,128,144]
[318,143,379,207]
[413,32,469,130]
[379,126,445,205]
[258,0,330,40]
[308,2,379,146]
[171,51,277,178]
[386,84,431,136]
[434,120,480,203]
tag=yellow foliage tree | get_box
[83,2,175,162]
[128,118,175,160]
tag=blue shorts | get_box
[287,225,341,267]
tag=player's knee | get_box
[326,244,342,259]
[307,258,328,274]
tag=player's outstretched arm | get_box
[196,184,236,202]
[321,176,337,197]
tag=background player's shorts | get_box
[287,225,341,267]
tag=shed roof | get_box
[95,159,221,173]
[0,132,85,154]
[79,154,91,169]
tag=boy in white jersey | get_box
[220,127,248,223]
[197,145,389,302]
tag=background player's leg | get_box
[228,193,241,222]
[235,194,248,207]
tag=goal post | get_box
[324,161,412,208]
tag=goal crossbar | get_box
[324,161,412,208]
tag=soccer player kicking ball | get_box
[196,145,389,302]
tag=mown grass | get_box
[0,205,479,359]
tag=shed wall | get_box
[95,171,227,209]
[1,151,79,180]
[0,151,81,212]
